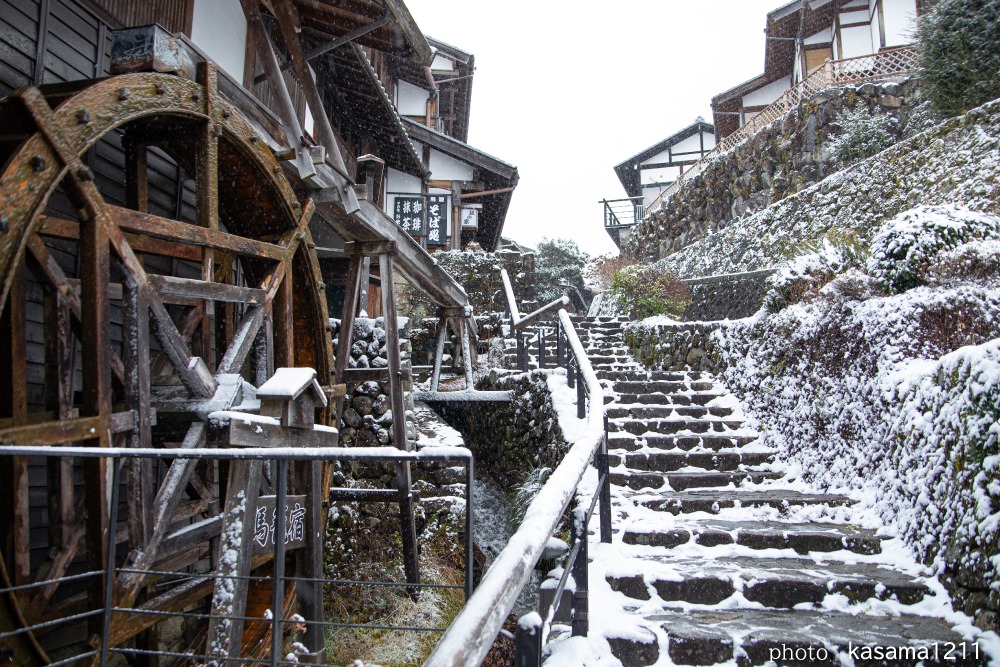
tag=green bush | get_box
[610,264,691,320]
[829,104,900,164]
[867,205,1000,294]
[917,0,1000,117]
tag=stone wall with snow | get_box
[626,320,725,372]
[395,248,537,322]
[628,79,923,263]
[331,316,416,449]
[623,228,1000,629]
[653,96,1000,278]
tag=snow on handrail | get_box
[424,308,605,667]
[501,267,571,330]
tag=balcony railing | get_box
[644,45,921,217]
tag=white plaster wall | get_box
[385,168,423,218]
[431,54,455,70]
[743,77,791,108]
[840,9,871,23]
[642,184,670,208]
[840,24,874,58]
[805,26,833,45]
[396,80,429,116]
[671,133,711,156]
[428,148,475,182]
[883,0,918,46]
[190,0,246,81]
[641,165,682,185]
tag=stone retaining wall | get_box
[625,320,726,372]
[682,269,776,321]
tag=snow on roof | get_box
[256,368,327,407]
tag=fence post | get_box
[516,330,525,372]
[556,321,564,366]
[599,415,612,544]
[571,508,589,638]
[100,455,122,667]
[576,368,586,420]
[567,356,575,389]
[465,458,475,601]
[537,328,546,369]
[514,613,543,667]
[271,458,288,667]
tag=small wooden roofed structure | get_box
[613,119,716,199]
[402,118,519,252]
[712,0,839,139]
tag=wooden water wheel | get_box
[0,65,333,664]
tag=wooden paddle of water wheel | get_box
[0,62,335,664]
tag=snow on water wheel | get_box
[0,66,332,664]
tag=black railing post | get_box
[100,455,122,667]
[577,368,586,419]
[516,330,525,371]
[537,327,546,369]
[271,458,288,667]
[514,614,543,667]
[465,457,474,601]
[556,321,564,366]
[567,356,575,388]
[599,414,612,544]
[571,508,589,638]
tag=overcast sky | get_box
[403,0,781,257]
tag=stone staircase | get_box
[544,316,989,667]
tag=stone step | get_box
[610,434,762,452]
[610,470,784,491]
[606,405,735,420]
[607,556,931,608]
[622,519,883,555]
[614,392,726,406]
[608,418,746,435]
[640,489,854,515]
[598,370,709,383]
[614,380,716,394]
[614,449,776,472]
[646,609,982,666]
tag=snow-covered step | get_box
[622,519,884,555]
[606,555,932,608]
[613,380,717,394]
[613,392,726,406]
[606,405,735,419]
[624,432,756,451]
[607,417,746,435]
[615,449,776,471]
[639,489,855,515]
[645,609,982,667]
[610,469,784,491]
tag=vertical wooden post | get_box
[537,328,546,369]
[571,510,589,638]
[197,62,219,367]
[358,256,371,315]
[378,251,420,594]
[599,414,612,544]
[334,252,364,420]
[460,316,474,389]
[429,314,448,393]
[514,614,542,667]
[577,367,586,420]
[44,285,74,550]
[0,263,29,588]
[123,283,153,548]
[273,265,295,368]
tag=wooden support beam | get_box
[39,215,204,262]
[429,314,448,393]
[197,61,220,365]
[378,252,419,594]
[270,0,360,213]
[44,284,74,551]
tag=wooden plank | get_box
[342,367,390,384]
[106,206,286,260]
[334,253,363,422]
[44,285,74,550]
[39,214,203,261]
[429,314,447,393]
[206,459,263,660]
[225,419,338,449]
[197,61,219,366]
[123,282,154,555]
[147,274,266,304]
[0,415,104,446]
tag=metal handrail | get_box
[501,267,569,330]
[644,45,920,216]
[424,309,610,667]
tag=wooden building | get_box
[712,0,926,139]
[613,119,716,210]
[0,0,498,663]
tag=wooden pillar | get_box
[377,251,420,593]
[196,62,219,367]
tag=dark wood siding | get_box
[86,0,189,32]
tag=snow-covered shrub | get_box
[829,103,899,164]
[901,98,941,140]
[535,237,590,303]
[917,0,1000,117]
[583,253,637,293]
[928,239,1000,285]
[510,466,551,525]
[867,205,1000,294]
[765,229,869,313]
[610,264,690,320]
